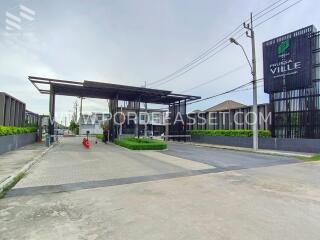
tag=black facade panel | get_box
[263,26,315,93]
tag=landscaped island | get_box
[0,125,38,154]
[114,137,167,150]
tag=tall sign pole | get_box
[244,13,258,150]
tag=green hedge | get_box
[114,137,167,150]
[0,126,37,136]
[187,129,271,138]
[96,134,103,140]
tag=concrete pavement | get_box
[1,137,320,240]
[0,143,47,184]
[0,143,49,197]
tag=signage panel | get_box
[263,26,315,93]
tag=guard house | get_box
[29,76,200,141]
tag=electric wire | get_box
[187,79,263,105]
[148,0,303,88]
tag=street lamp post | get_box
[230,13,258,151]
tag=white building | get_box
[79,112,110,135]
[79,109,166,136]
[117,108,166,136]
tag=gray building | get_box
[0,92,26,127]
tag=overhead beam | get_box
[29,76,201,105]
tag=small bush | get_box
[114,137,167,150]
[187,129,271,138]
[0,126,37,136]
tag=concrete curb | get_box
[0,143,55,198]
[172,141,313,158]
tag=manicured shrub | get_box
[186,129,271,138]
[114,137,167,150]
[0,126,37,136]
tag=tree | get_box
[69,120,79,134]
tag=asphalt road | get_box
[1,138,320,240]
[163,142,298,169]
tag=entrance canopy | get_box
[29,76,200,104]
[29,76,200,141]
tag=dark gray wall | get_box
[191,135,320,153]
[0,133,37,154]
[0,92,26,127]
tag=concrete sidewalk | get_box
[0,143,49,197]
[182,142,314,158]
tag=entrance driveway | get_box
[163,142,299,169]
[1,137,320,240]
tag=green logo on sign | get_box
[277,39,289,55]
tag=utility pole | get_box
[119,106,123,139]
[144,80,148,137]
[74,101,78,122]
[244,12,258,150]
[79,97,84,121]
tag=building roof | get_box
[191,109,206,114]
[29,76,201,105]
[204,100,247,112]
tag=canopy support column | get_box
[48,84,55,142]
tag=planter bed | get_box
[0,133,37,154]
[114,137,167,150]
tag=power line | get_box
[255,0,303,28]
[154,0,303,108]
[187,78,263,105]
[148,0,297,87]
[233,82,264,93]
[147,26,244,87]
[155,0,303,99]
[149,0,303,86]
[180,0,303,103]
[179,57,264,94]
[253,0,292,21]
[187,79,257,105]
[151,40,237,88]
[148,24,242,85]
[180,63,248,93]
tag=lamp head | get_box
[229,37,239,45]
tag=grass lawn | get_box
[114,137,167,150]
[297,154,320,162]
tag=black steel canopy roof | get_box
[29,76,200,104]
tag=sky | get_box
[0,0,319,119]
